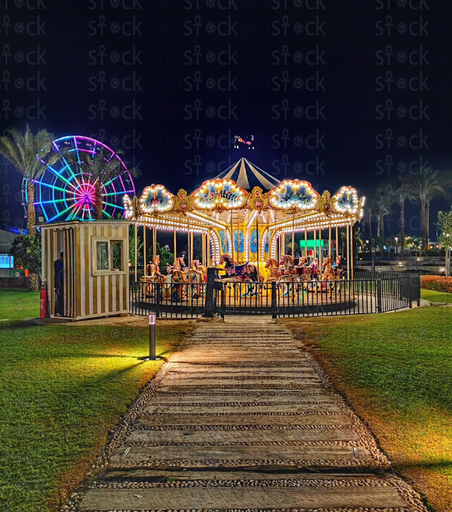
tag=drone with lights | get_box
[233,135,255,150]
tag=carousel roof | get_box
[214,158,280,192]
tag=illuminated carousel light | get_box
[193,179,247,210]
[140,185,174,214]
[332,186,359,214]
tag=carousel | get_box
[124,157,365,306]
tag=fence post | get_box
[271,281,277,319]
[376,279,382,313]
[220,286,226,319]
[156,282,161,318]
[203,267,218,318]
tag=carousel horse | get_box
[277,255,299,297]
[240,263,259,297]
[278,255,298,281]
[143,255,163,298]
[219,254,249,282]
[219,253,236,277]
[265,258,281,282]
[143,255,161,281]
[144,274,165,299]
[218,254,252,302]
[322,257,337,297]
[173,255,189,272]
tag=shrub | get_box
[420,275,452,293]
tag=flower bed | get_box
[420,275,452,293]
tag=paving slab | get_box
[143,403,341,414]
[79,485,407,511]
[126,426,360,444]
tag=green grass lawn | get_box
[0,288,40,320]
[421,288,452,303]
[283,309,452,512]
[0,289,194,512]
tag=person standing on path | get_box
[54,252,64,316]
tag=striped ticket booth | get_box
[41,221,130,320]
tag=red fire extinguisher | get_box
[40,283,47,319]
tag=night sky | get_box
[1,0,450,239]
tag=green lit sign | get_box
[300,240,325,248]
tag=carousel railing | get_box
[130,280,207,318]
[218,281,274,315]
[215,275,413,318]
[129,273,419,319]
[275,276,410,317]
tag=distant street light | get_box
[446,234,451,277]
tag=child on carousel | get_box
[332,256,343,279]
[295,256,308,279]
[310,258,320,280]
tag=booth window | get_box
[96,241,109,270]
[94,239,124,273]
[111,241,123,271]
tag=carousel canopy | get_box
[214,158,280,192]
[124,158,365,264]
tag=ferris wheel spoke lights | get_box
[31,136,135,223]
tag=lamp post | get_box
[139,313,160,361]
[395,237,398,255]
[446,234,451,277]
[370,237,376,277]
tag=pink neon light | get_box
[74,180,96,210]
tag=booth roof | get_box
[213,158,280,192]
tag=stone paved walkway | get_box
[75,318,427,512]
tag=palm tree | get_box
[362,204,375,238]
[395,181,415,251]
[0,125,56,235]
[403,168,452,251]
[372,185,393,246]
[78,148,135,220]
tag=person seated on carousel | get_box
[332,256,343,278]
[310,258,320,280]
[295,256,308,278]
[191,259,203,272]
[189,259,204,281]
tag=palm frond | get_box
[0,126,55,179]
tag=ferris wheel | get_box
[28,135,135,223]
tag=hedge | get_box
[420,275,452,293]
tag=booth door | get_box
[62,228,76,318]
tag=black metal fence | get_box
[130,281,207,318]
[130,274,421,319]
[217,277,410,318]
